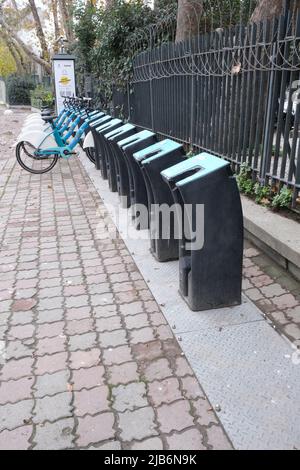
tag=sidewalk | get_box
[0,112,232,450]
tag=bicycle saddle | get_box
[42,115,58,123]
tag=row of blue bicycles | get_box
[15,96,99,174]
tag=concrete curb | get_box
[242,196,300,281]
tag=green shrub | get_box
[31,85,54,109]
[7,75,35,105]
[236,164,255,196]
[272,186,293,209]
[254,182,272,205]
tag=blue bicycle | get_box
[16,96,100,174]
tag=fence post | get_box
[127,82,131,121]
[190,71,196,149]
[260,10,289,184]
[149,78,155,132]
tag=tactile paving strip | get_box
[80,154,300,450]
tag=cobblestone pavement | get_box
[0,111,299,450]
[243,242,300,344]
[0,112,232,450]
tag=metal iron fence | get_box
[111,7,300,209]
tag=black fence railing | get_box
[111,8,300,209]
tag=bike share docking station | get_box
[161,153,243,311]
[133,139,186,261]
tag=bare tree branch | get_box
[28,0,49,60]
[51,0,60,42]
[58,0,73,42]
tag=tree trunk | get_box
[51,0,61,41]
[175,0,203,43]
[251,0,284,23]
[28,0,49,60]
[58,0,74,42]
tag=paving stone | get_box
[90,293,114,307]
[206,424,233,450]
[119,301,144,316]
[34,418,75,450]
[12,299,36,312]
[155,325,174,341]
[36,321,65,339]
[5,340,33,360]
[89,440,121,450]
[102,345,133,366]
[132,340,163,363]
[37,309,64,324]
[245,288,264,302]
[272,294,298,310]
[270,311,289,325]
[68,332,97,352]
[130,327,156,344]
[33,392,72,423]
[70,349,100,370]
[157,400,194,434]
[96,316,122,333]
[283,323,300,341]
[66,319,94,336]
[0,400,34,432]
[0,426,32,450]
[130,437,164,450]
[76,413,115,447]
[15,288,37,300]
[193,398,218,426]
[38,296,64,311]
[118,407,158,441]
[35,352,68,375]
[10,311,34,326]
[72,366,106,390]
[74,386,109,416]
[99,329,128,348]
[260,284,287,298]
[94,304,118,318]
[149,312,167,327]
[107,362,139,386]
[65,295,89,309]
[181,376,204,400]
[0,377,33,404]
[34,370,71,398]
[286,306,300,323]
[148,378,182,406]
[112,382,147,412]
[66,306,91,321]
[7,324,34,341]
[109,273,130,283]
[166,429,206,450]
[143,358,173,381]
[37,336,66,356]
[1,357,34,381]
[250,275,273,288]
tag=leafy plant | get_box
[236,163,255,196]
[30,85,54,108]
[0,39,17,78]
[272,186,293,210]
[254,182,271,205]
[6,75,35,105]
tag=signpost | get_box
[52,52,76,113]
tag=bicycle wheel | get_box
[16,141,59,174]
[85,147,96,164]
